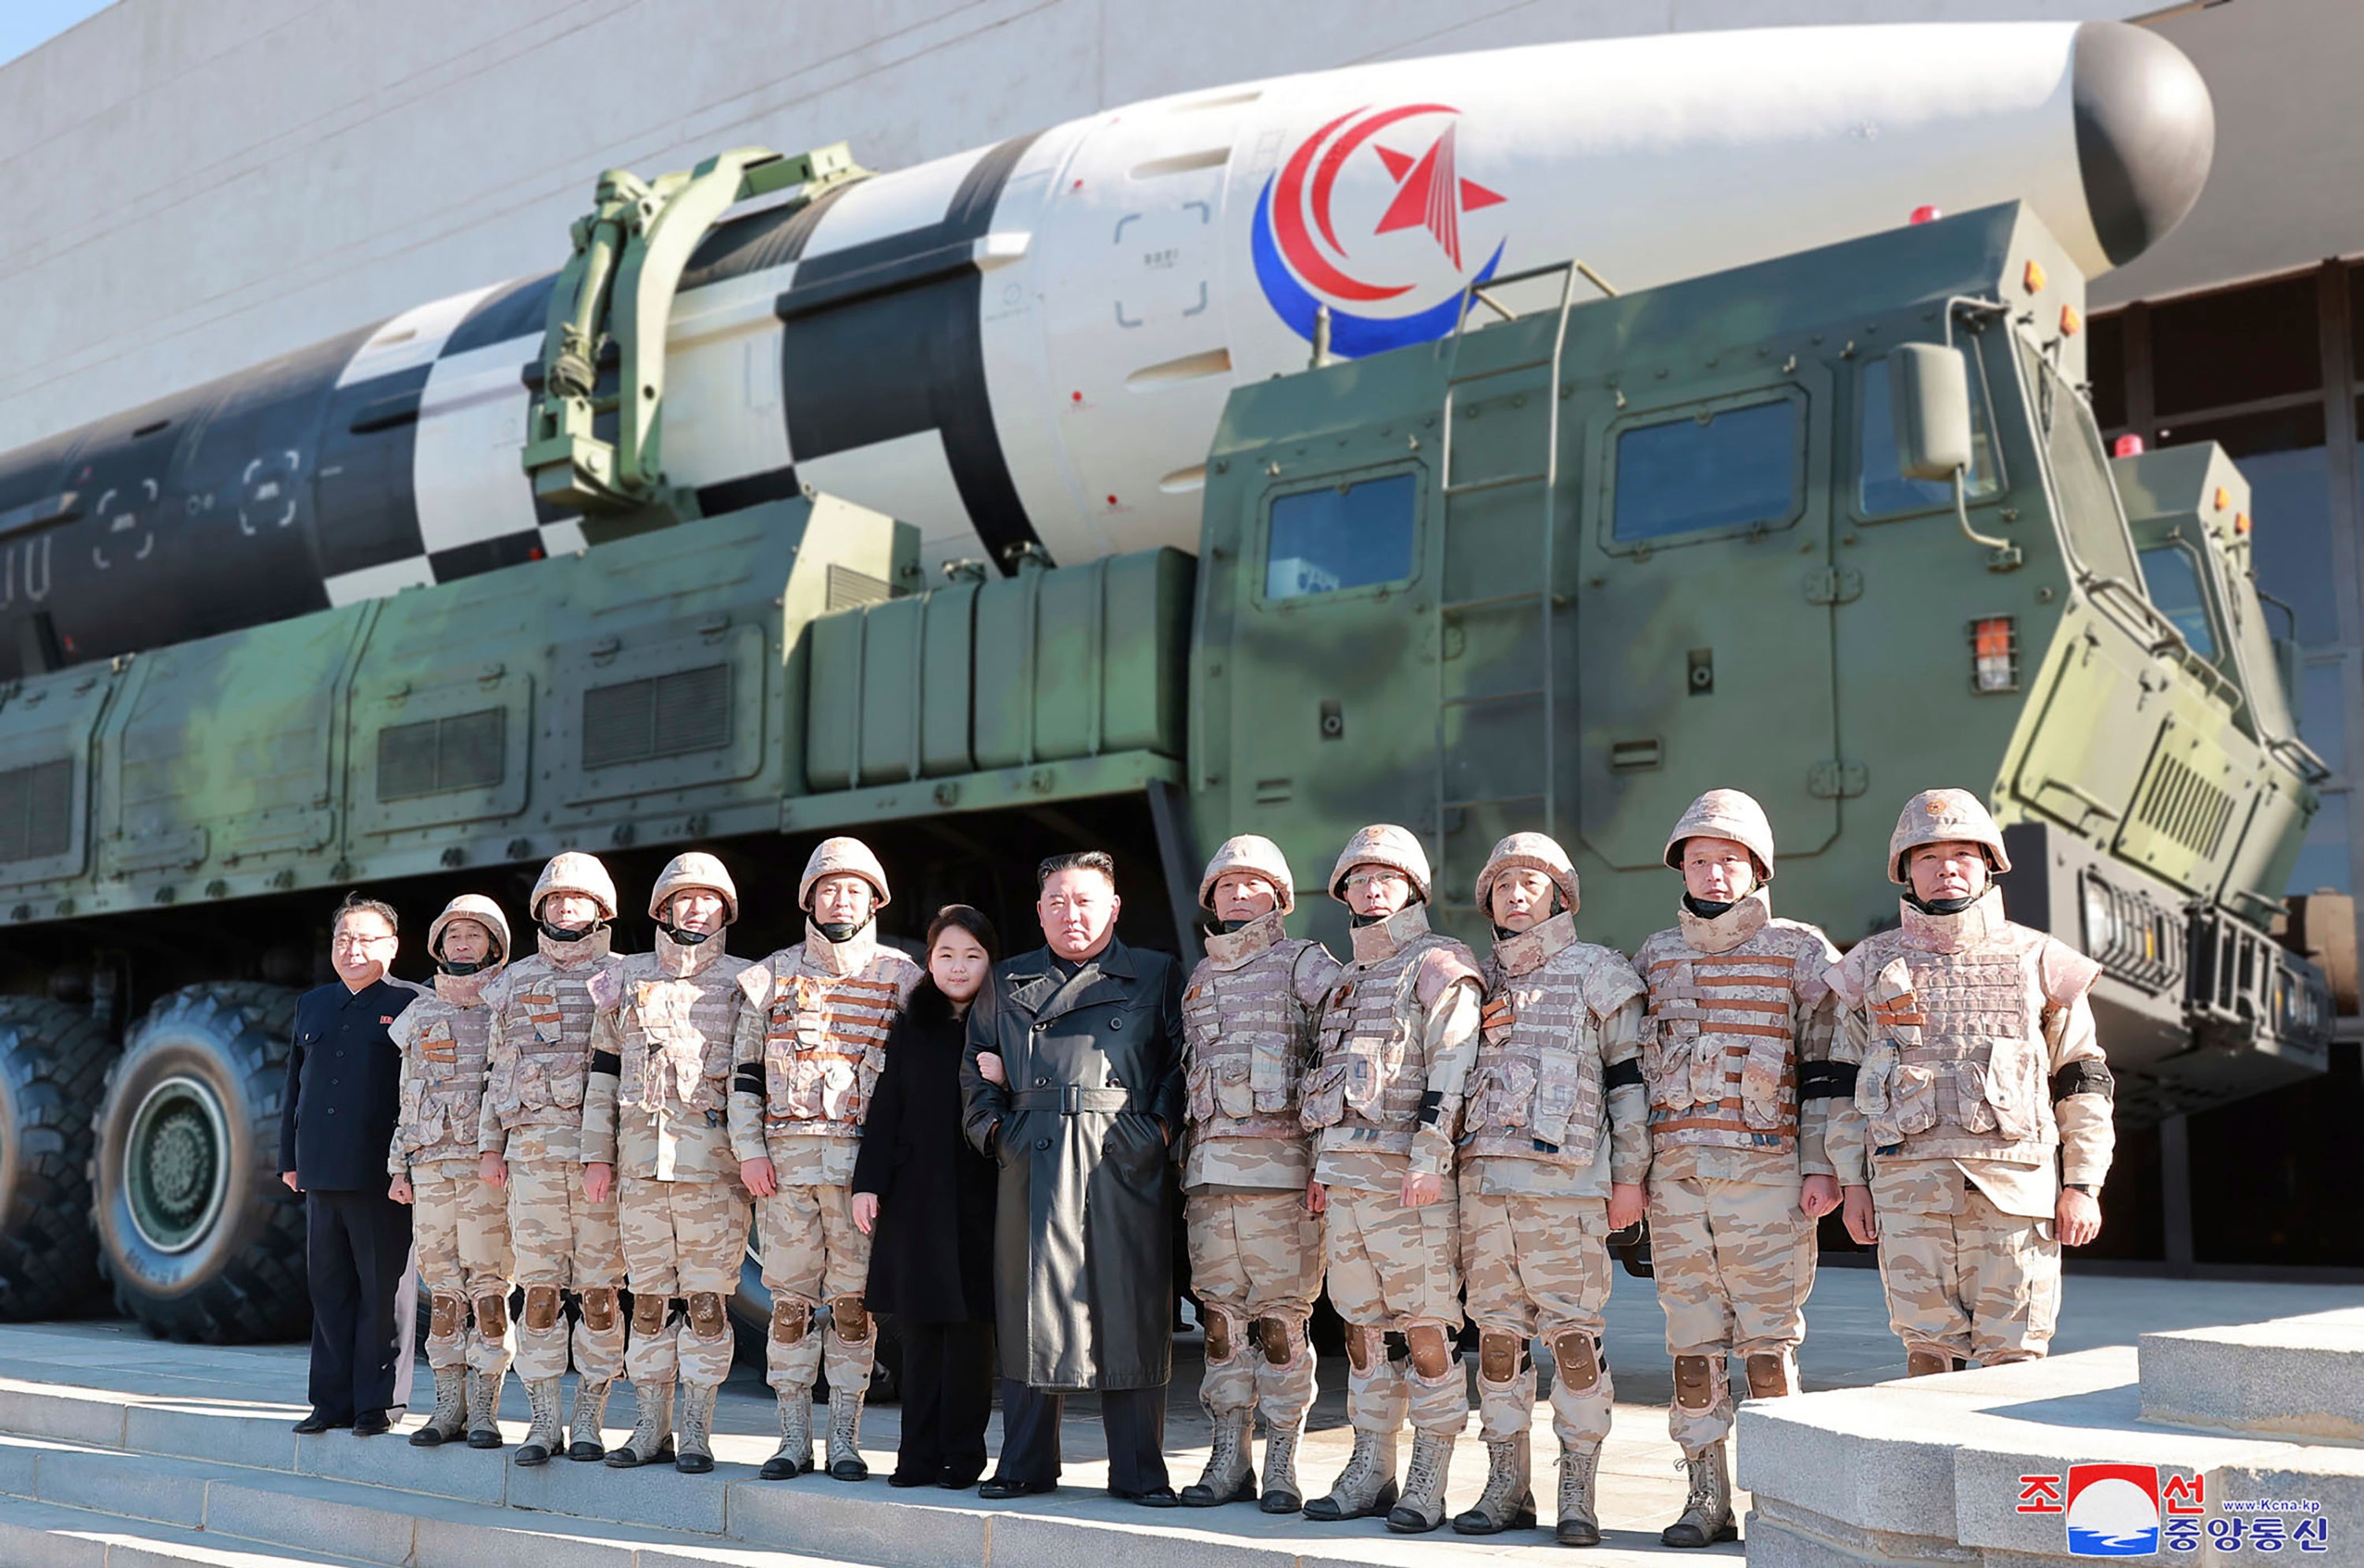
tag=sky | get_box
[0,0,116,69]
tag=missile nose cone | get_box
[2072,20,2214,267]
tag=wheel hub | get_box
[125,1076,229,1254]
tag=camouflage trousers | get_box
[619,1175,751,1389]
[1320,1180,1466,1438]
[1875,1183,2060,1365]
[1461,1190,1613,1453]
[1184,1186,1322,1429]
[505,1159,626,1383]
[412,1160,513,1376]
[756,1182,874,1397]
[1648,1173,1814,1453]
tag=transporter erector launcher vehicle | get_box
[0,20,2325,1348]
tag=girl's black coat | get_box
[853,979,998,1324]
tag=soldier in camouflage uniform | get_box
[1634,790,1842,1548]
[583,853,753,1474]
[1454,833,1649,1548]
[1828,790,2115,1377]
[390,894,515,1451]
[731,837,922,1482]
[1175,835,1339,1513]
[1300,824,1483,1535]
[478,852,630,1466]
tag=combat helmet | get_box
[1887,788,2013,884]
[1329,824,1431,905]
[1474,831,1581,917]
[649,852,739,925]
[1663,789,1778,881]
[798,837,890,910]
[1199,834,1297,915]
[531,851,618,923]
[429,894,510,975]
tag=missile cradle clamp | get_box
[522,143,873,529]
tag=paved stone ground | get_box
[0,1263,2353,1562]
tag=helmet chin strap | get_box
[437,955,498,976]
[1905,890,1982,916]
[814,918,865,944]
[1682,894,1737,920]
[538,918,602,942]
[658,923,715,946]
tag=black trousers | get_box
[994,1377,1168,1493]
[305,1187,412,1420]
[894,1321,994,1484]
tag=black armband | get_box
[1602,1059,1645,1091]
[1797,1061,1859,1100]
[732,1063,764,1097]
[1416,1089,1446,1128]
[2050,1060,2114,1102]
[589,1050,621,1078]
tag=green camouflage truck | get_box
[0,199,2328,1343]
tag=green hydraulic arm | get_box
[522,143,872,525]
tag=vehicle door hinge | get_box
[1808,760,1868,799]
[1804,567,1863,605]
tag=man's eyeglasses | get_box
[1342,871,1410,893]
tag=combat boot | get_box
[1302,1427,1398,1521]
[1451,1432,1535,1535]
[1661,1440,1738,1548]
[1385,1431,1456,1533]
[1258,1421,1303,1514]
[675,1382,718,1474]
[826,1384,868,1481]
[513,1376,564,1467]
[408,1365,466,1447]
[465,1369,504,1449]
[1180,1410,1256,1507]
[1556,1444,1603,1547]
[761,1391,815,1480]
[567,1378,615,1461]
[603,1382,674,1468]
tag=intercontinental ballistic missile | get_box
[0,20,2211,676]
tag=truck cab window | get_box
[1859,348,2000,515]
[1264,472,1417,600]
[1610,393,1803,544]
[2025,343,2142,585]
[2137,544,2217,660]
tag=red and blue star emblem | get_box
[1253,102,1508,357]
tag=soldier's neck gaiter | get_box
[1905,892,1981,916]
[539,919,600,943]
[816,920,863,944]
[657,923,714,946]
[1682,894,1736,920]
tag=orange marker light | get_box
[2236,512,2253,535]
[2023,259,2046,293]
[2058,303,2080,336]
[2213,487,2230,511]
[1972,617,2017,693]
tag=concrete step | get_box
[2141,1306,2364,1442]
[0,1487,382,1568]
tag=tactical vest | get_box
[1637,893,1828,1154]
[1302,905,1479,1154]
[597,938,750,1120]
[1462,913,1641,1171]
[1841,894,2091,1165]
[746,931,920,1133]
[1182,912,1334,1143]
[396,973,496,1164]
[485,934,617,1131]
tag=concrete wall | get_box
[0,0,2158,453]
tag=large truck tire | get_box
[0,998,113,1318]
[92,983,309,1342]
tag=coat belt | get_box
[1009,1087,1132,1114]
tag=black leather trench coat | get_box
[961,937,1185,1392]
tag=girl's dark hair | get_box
[924,903,999,962]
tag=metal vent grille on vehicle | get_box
[376,710,505,801]
[0,759,72,863]
[826,564,891,611]
[2135,752,2233,858]
[582,664,730,768]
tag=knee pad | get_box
[1203,1306,1240,1364]
[631,1292,670,1336]
[1673,1353,1718,1410]
[1745,1351,1790,1399]
[522,1284,563,1333]
[1552,1330,1602,1393]
[1344,1323,1385,1373]
[474,1291,509,1339]
[429,1291,466,1339]
[1478,1328,1530,1385]
[1905,1348,1952,1378]
[578,1285,620,1333]
[687,1291,729,1342]
[771,1298,811,1346]
[1255,1315,1303,1368]
[830,1295,871,1345]
[1403,1322,1455,1380]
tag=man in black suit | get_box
[280,893,425,1436]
